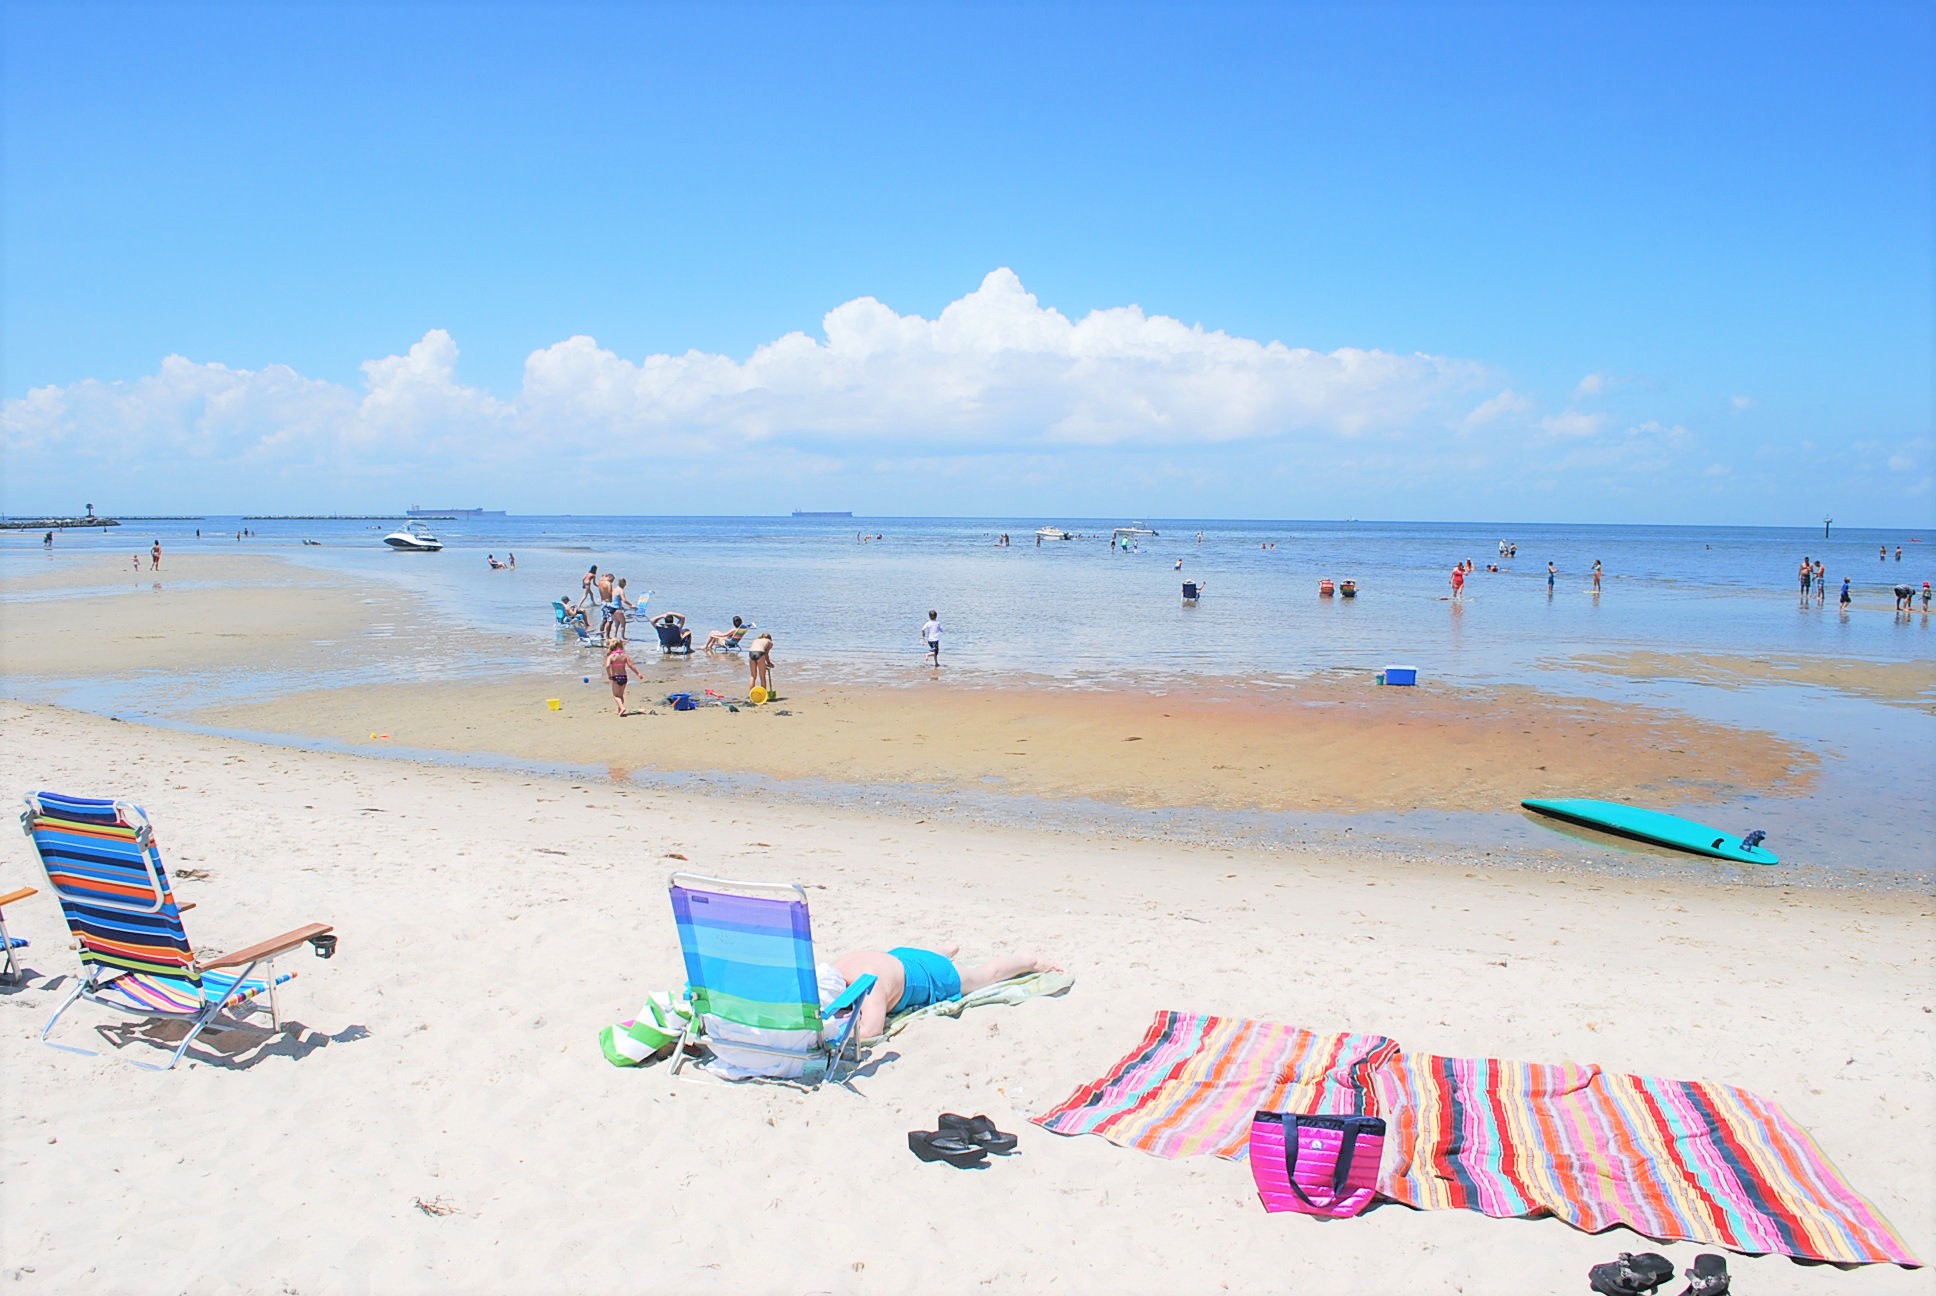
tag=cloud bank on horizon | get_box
[3,269,1927,521]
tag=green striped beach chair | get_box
[20,792,336,1071]
[667,872,875,1084]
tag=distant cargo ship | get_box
[791,510,854,518]
[407,506,506,518]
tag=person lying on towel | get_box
[820,945,1062,1039]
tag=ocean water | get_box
[5,515,1931,883]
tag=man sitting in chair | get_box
[652,612,693,652]
[820,945,1062,1040]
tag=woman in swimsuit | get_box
[746,632,774,693]
[604,639,641,716]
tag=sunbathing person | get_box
[822,945,1063,1040]
[703,615,751,652]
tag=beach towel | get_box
[1032,1011,1399,1159]
[1032,1011,1920,1267]
[1374,1050,1920,1267]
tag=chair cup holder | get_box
[309,933,338,959]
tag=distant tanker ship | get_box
[791,510,854,518]
[406,506,506,518]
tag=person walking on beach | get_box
[746,630,774,694]
[1839,577,1852,610]
[604,639,642,716]
[1923,581,1931,612]
[921,610,942,666]
[150,540,162,571]
[1449,565,1464,600]
[1814,559,1826,601]
[41,531,52,548]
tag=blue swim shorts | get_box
[889,946,963,1012]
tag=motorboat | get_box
[382,521,443,552]
[1035,526,1072,541]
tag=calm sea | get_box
[5,515,1930,883]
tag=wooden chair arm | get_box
[176,902,197,913]
[0,887,36,907]
[204,922,334,969]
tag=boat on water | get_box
[1036,526,1072,541]
[1111,524,1159,546]
[383,521,443,552]
[791,510,854,518]
[407,506,503,518]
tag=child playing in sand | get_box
[604,639,641,715]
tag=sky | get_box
[2,2,1930,525]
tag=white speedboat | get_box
[382,521,443,552]
[1035,526,1072,541]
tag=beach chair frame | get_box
[19,792,333,1071]
[666,872,875,1085]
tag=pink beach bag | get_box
[1248,1111,1385,1218]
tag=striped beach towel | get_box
[1375,1051,1920,1267]
[1032,1012,1920,1267]
[1034,1011,1400,1159]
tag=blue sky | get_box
[3,3,1930,524]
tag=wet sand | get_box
[1569,649,1936,713]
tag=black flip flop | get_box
[938,1112,1019,1154]
[1588,1252,1676,1295]
[1677,1254,1729,1296]
[908,1130,988,1168]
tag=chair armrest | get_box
[176,902,197,913]
[204,922,334,969]
[822,972,878,1019]
[0,887,36,907]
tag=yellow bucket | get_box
[545,698,562,711]
[749,686,769,705]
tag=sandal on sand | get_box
[1588,1252,1676,1295]
[908,1130,988,1168]
[1677,1254,1729,1296]
[938,1113,1019,1154]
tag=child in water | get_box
[604,639,642,716]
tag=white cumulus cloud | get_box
[4,270,1495,498]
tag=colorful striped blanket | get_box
[1033,1012,1919,1267]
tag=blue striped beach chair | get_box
[0,882,34,980]
[20,792,336,1070]
[667,872,875,1084]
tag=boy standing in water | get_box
[922,610,942,666]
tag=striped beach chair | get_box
[0,882,34,980]
[667,872,875,1084]
[20,792,336,1070]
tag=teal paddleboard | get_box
[1521,798,1779,865]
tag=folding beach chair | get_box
[20,792,337,1070]
[0,882,34,980]
[667,872,875,1084]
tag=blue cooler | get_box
[1382,666,1418,687]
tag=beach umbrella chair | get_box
[19,792,336,1070]
[0,881,34,980]
[667,872,875,1084]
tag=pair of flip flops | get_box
[907,1113,1019,1167]
[1588,1252,1729,1296]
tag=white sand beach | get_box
[0,698,1928,1294]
